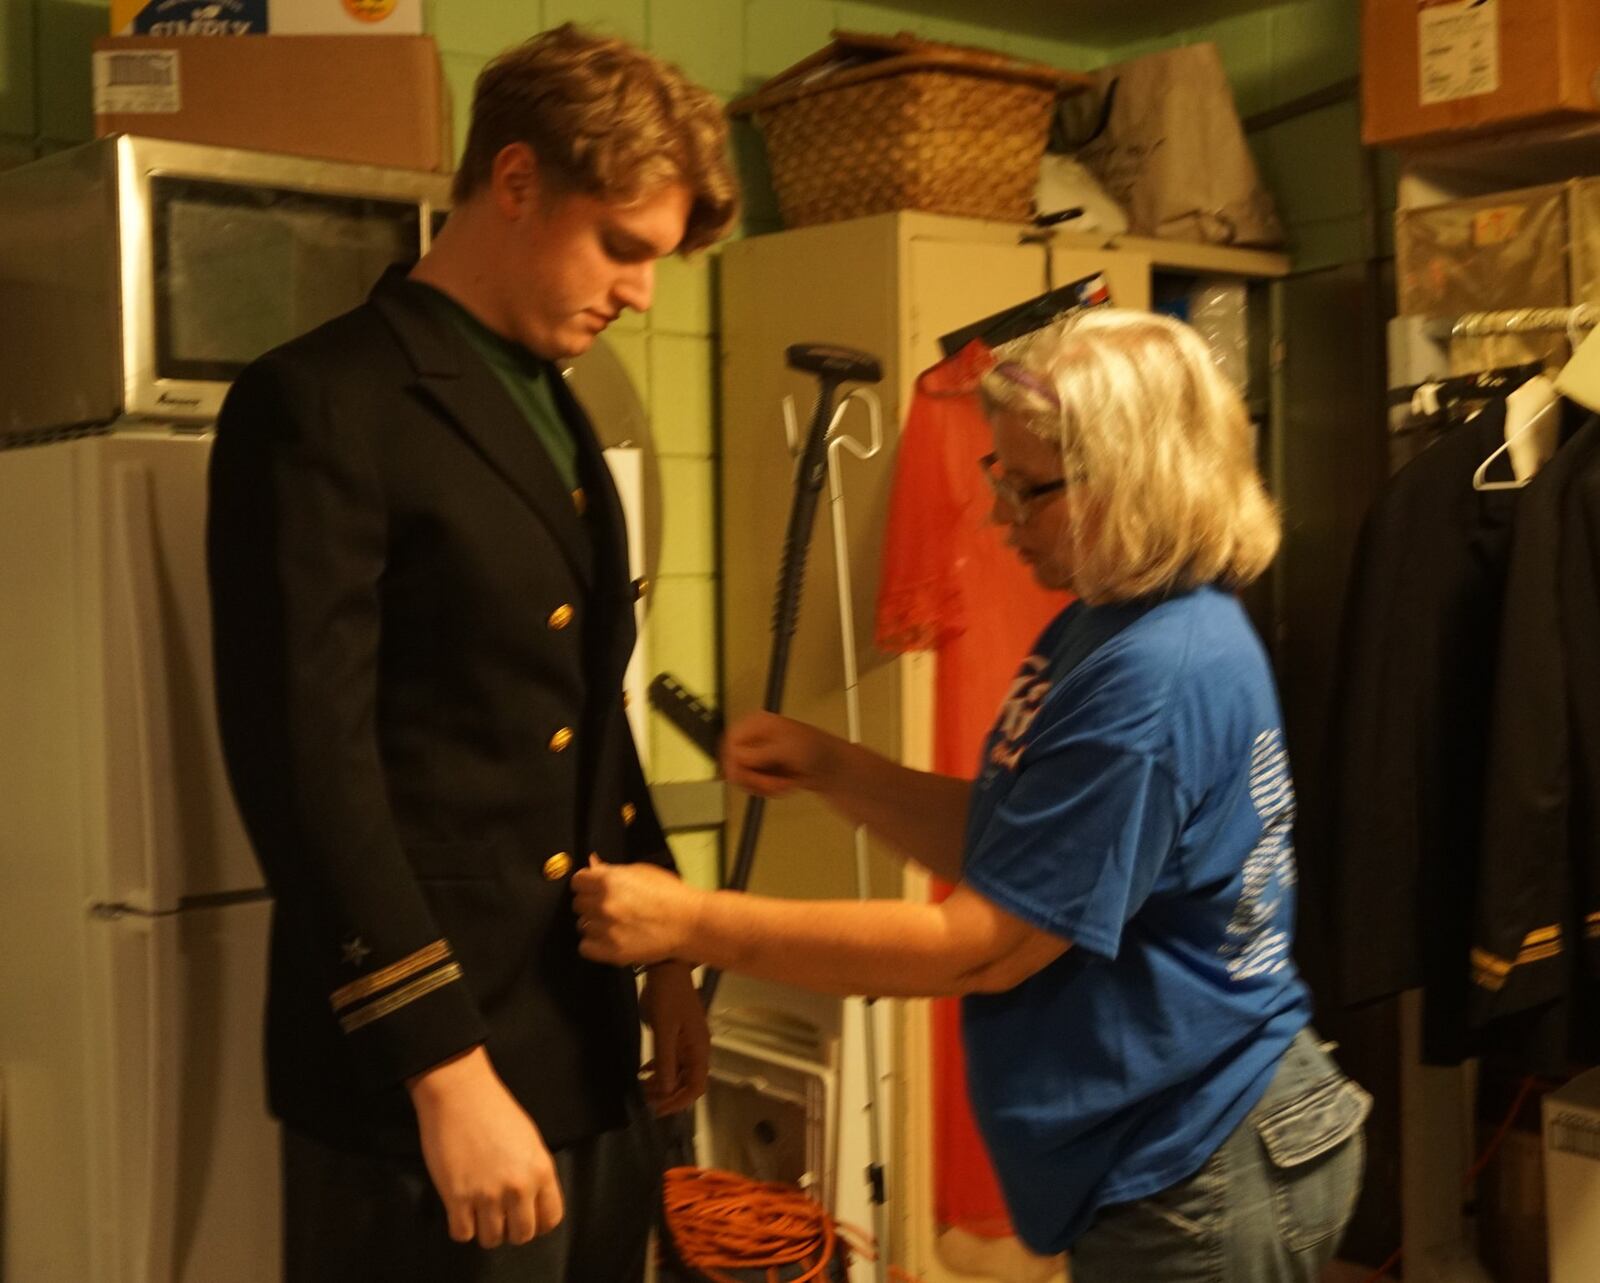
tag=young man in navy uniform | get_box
[207,24,737,1282]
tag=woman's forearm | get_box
[813,743,971,883]
[691,892,987,996]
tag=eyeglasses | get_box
[978,452,1067,522]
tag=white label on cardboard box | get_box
[93,50,181,114]
[1418,0,1500,106]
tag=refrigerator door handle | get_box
[109,462,184,910]
[111,912,182,1283]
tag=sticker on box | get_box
[1472,205,1527,247]
[343,0,399,22]
[1418,0,1500,106]
[112,0,266,36]
[93,49,181,114]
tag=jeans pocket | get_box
[1253,1074,1371,1252]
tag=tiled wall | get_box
[1,0,1371,885]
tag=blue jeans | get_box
[1069,1029,1369,1283]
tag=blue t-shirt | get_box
[960,586,1311,1254]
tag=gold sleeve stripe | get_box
[1471,930,1565,992]
[1471,948,1509,991]
[339,962,465,1034]
[330,940,453,1013]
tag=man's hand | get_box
[407,1046,563,1248]
[639,960,710,1116]
[573,857,705,967]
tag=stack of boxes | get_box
[1364,0,1600,377]
[95,0,450,172]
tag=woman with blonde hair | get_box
[575,311,1368,1280]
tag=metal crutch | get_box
[702,343,883,1005]
[822,387,891,1283]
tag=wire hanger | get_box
[1472,394,1563,492]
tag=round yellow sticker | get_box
[342,0,397,22]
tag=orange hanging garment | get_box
[875,341,1071,1239]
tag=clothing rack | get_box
[1451,305,1600,339]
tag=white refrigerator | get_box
[0,427,280,1282]
[0,432,655,1283]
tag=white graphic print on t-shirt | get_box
[1220,728,1296,980]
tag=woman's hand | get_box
[721,711,845,799]
[573,859,706,966]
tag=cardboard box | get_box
[93,35,450,173]
[1396,181,1572,317]
[1542,1066,1600,1283]
[111,0,423,36]
[1363,0,1600,147]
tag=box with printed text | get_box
[1363,0,1600,147]
[111,0,422,37]
[93,34,450,173]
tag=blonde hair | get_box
[453,23,738,253]
[980,309,1280,604]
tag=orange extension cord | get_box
[1360,1074,1543,1283]
[661,1166,922,1283]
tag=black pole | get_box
[701,345,880,1008]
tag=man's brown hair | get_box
[454,23,738,253]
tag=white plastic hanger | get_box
[1473,386,1562,491]
[1471,314,1600,488]
[1503,373,1561,483]
[1556,323,1600,415]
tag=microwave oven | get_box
[0,134,451,440]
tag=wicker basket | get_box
[729,30,1091,229]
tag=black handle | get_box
[785,343,882,384]
[647,673,723,762]
[701,342,883,1011]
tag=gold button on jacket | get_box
[549,726,574,752]
[547,603,574,630]
[543,852,573,881]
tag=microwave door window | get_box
[152,177,420,383]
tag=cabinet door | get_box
[1051,245,1152,311]
[906,237,1051,376]
[719,219,905,908]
